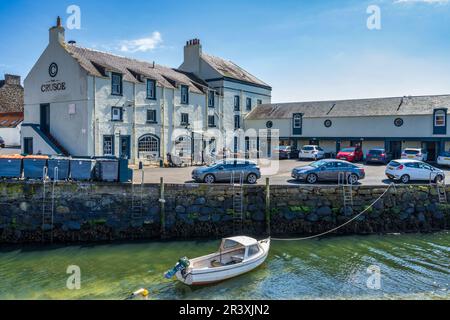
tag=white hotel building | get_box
[22,18,272,164]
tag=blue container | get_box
[0,157,23,178]
[118,158,132,183]
[48,157,70,180]
[70,158,95,181]
[23,157,48,179]
[95,158,119,182]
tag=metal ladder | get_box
[430,173,447,204]
[338,172,354,209]
[231,170,244,235]
[131,166,144,220]
[42,167,57,243]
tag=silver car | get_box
[291,159,365,184]
[192,159,261,184]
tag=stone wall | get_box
[0,181,449,244]
[0,74,23,113]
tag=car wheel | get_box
[306,174,318,184]
[246,173,258,184]
[348,174,359,185]
[435,175,444,183]
[203,174,215,184]
[400,175,410,184]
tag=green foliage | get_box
[188,213,199,220]
[289,206,313,214]
[390,207,401,215]
[88,219,107,226]
[226,209,235,216]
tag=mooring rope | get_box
[271,183,396,241]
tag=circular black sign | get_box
[394,118,404,127]
[266,121,273,129]
[324,119,332,128]
[49,63,58,78]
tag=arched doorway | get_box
[138,134,160,160]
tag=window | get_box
[181,113,189,126]
[234,136,239,153]
[111,72,123,95]
[23,137,33,154]
[257,99,262,105]
[111,107,123,121]
[208,91,215,108]
[234,96,240,111]
[181,85,189,104]
[147,110,157,123]
[234,115,241,129]
[435,110,446,127]
[246,97,252,111]
[138,134,159,157]
[103,135,114,155]
[208,115,216,127]
[147,79,156,100]
[293,114,302,128]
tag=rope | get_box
[271,183,396,241]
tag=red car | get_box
[336,147,363,162]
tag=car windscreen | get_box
[341,148,356,152]
[440,152,450,157]
[310,160,328,168]
[369,150,383,155]
[302,146,314,151]
[404,149,420,155]
[389,161,402,167]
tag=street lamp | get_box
[184,123,194,166]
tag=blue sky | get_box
[0,0,449,102]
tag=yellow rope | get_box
[271,183,396,241]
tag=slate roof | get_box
[202,53,271,89]
[246,95,450,120]
[64,44,209,94]
[0,112,23,128]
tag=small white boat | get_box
[173,236,270,286]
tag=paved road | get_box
[133,159,450,186]
[0,147,20,155]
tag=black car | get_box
[365,148,392,164]
[273,146,299,159]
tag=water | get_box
[0,233,449,300]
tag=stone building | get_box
[0,74,23,113]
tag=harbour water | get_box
[0,232,448,300]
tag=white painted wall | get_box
[0,123,21,146]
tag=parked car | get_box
[298,145,325,160]
[365,148,392,164]
[385,159,444,184]
[401,148,428,161]
[336,146,363,162]
[273,145,299,159]
[291,159,365,184]
[437,151,450,167]
[0,136,5,148]
[192,159,261,184]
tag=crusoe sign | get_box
[41,62,66,92]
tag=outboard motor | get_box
[164,257,190,279]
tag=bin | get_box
[118,158,133,183]
[0,155,23,178]
[94,158,119,182]
[70,158,95,181]
[23,155,49,179]
[48,157,70,180]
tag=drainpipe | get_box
[92,76,97,156]
[161,86,166,165]
[133,82,137,165]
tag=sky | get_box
[0,0,449,103]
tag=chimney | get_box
[4,74,21,86]
[182,38,202,75]
[49,16,65,45]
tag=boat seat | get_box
[231,255,244,263]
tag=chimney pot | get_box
[57,16,61,27]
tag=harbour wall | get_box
[0,181,449,244]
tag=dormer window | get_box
[147,79,156,100]
[181,85,189,104]
[111,72,123,96]
[433,109,447,135]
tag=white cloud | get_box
[119,32,163,53]
[394,0,449,4]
